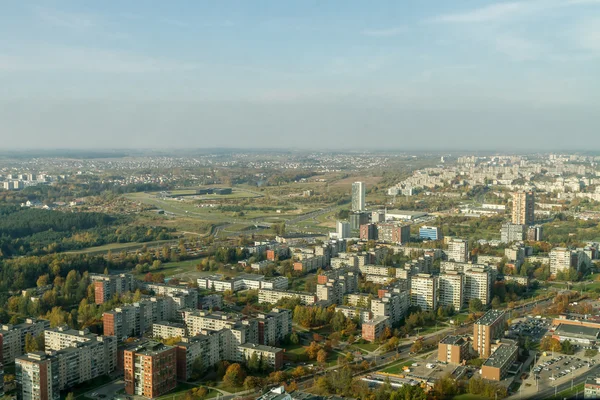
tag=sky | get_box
[1,0,599,151]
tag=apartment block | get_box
[500,223,524,244]
[16,352,59,400]
[197,274,288,292]
[90,273,135,305]
[512,191,535,226]
[124,342,177,399]
[359,264,390,276]
[256,308,292,346]
[152,322,187,339]
[447,239,469,262]
[237,343,284,370]
[438,335,471,364]
[175,333,223,381]
[480,344,518,381]
[473,310,507,358]
[138,283,199,309]
[258,289,317,305]
[1,318,50,364]
[292,255,327,273]
[334,306,372,324]
[359,223,378,241]
[550,247,575,276]
[410,274,437,311]
[464,267,492,306]
[370,289,409,325]
[199,294,223,310]
[376,223,410,244]
[352,181,366,212]
[361,316,390,342]
[438,271,465,311]
[345,293,371,308]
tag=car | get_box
[549,377,556,381]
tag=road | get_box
[516,364,598,399]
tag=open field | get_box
[380,360,414,375]
[65,239,179,255]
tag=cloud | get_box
[33,6,95,29]
[572,18,600,51]
[0,46,197,73]
[361,26,406,37]
[495,34,544,60]
[429,2,525,23]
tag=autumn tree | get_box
[317,349,328,364]
[223,363,246,387]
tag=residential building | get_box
[376,223,410,244]
[438,272,465,311]
[152,322,187,339]
[258,289,317,305]
[237,343,284,370]
[438,335,471,364]
[336,221,351,239]
[410,274,437,311]
[419,226,442,241]
[197,274,288,292]
[473,310,506,358]
[359,223,378,241]
[175,333,222,381]
[124,342,177,399]
[334,306,372,324]
[527,225,543,241]
[352,182,366,212]
[480,344,518,381]
[370,289,409,325]
[550,247,574,276]
[464,267,492,306]
[16,352,59,400]
[1,318,50,364]
[448,239,469,262]
[361,316,390,342]
[500,223,524,243]
[350,212,369,230]
[256,308,292,346]
[90,273,135,305]
[512,191,535,226]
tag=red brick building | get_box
[124,342,176,399]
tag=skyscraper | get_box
[512,191,535,226]
[352,182,366,212]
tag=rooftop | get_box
[555,323,600,340]
[130,341,174,356]
[476,310,506,326]
[238,343,283,353]
[483,344,518,369]
[440,335,466,346]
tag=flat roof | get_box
[476,310,506,326]
[483,344,518,369]
[440,335,466,345]
[555,323,600,340]
[131,341,174,356]
[238,343,283,353]
[386,210,428,216]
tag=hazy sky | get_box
[1,1,599,150]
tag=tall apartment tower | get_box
[352,182,366,212]
[448,239,469,263]
[473,310,506,358]
[124,342,177,398]
[410,274,437,311]
[512,191,535,226]
[16,352,60,400]
[438,271,465,311]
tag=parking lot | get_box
[507,316,550,340]
[530,352,596,386]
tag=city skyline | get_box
[1,1,599,149]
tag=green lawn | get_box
[282,343,309,362]
[155,383,219,400]
[351,342,380,352]
[452,395,489,400]
[66,239,178,255]
[380,360,414,375]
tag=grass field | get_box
[66,239,179,255]
[452,395,489,400]
[380,360,414,374]
[155,383,219,400]
[351,342,380,352]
